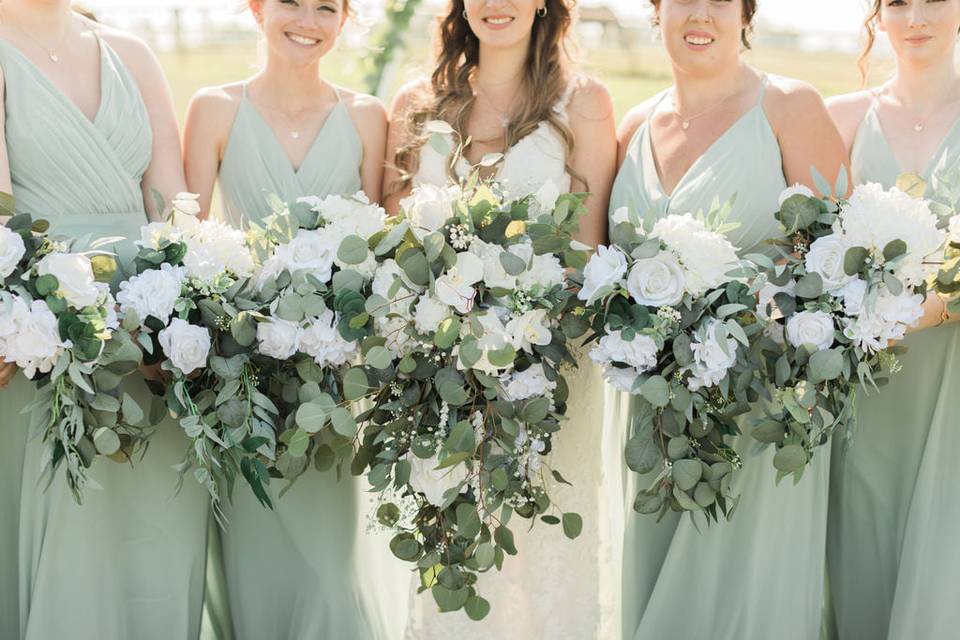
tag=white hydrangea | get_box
[600,364,640,393]
[413,295,451,334]
[650,214,740,297]
[0,296,67,379]
[843,288,924,352]
[179,218,254,281]
[299,310,357,368]
[404,451,468,506]
[500,364,556,402]
[299,192,387,241]
[838,182,945,286]
[257,318,302,360]
[117,263,186,329]
[511,242,565,293]
[589,329,659,373]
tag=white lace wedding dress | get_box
[403,95,614,640]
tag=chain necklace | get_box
[473,82,518,128]
[885,81,960,133]
[672,86,742,131]
[1,6,73,63]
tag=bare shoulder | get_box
[566,75,615,121]
[188,82,244,119]
[337,87,387,127]
[825,90,874,137]
[89,20,162,79]
[617,92,664,144]
[764,74,827,113]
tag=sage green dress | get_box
[606,77,831,640]
[206,83,409,640]
[826,98,960,640]
[0,34,209,640]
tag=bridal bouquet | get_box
[243,192,386,490]
[0,207,147,501]
[118,194,265,520]
[580,206,759,523]
[748,180,946,480]
[355,177,590,618]
[938,213,960,311]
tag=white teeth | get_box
[288,34,319,46]
[485,17,513,25]
[685,36,713,45]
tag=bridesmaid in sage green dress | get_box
[0,4,210,640]
[606,1,848,638]
[183,1,408,638]
[825,2,960,638]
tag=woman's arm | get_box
[566,78,617,249]
[768,78,850,198]
[183,85,238,218]
[103,27,186,220]
[0,64,17,387]
[344,90,388,203]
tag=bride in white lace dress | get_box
[382,1,617,638]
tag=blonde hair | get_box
[392,0,580,195]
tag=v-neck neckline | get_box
[452,121,551,180]
[0,32,106,127]
[868,104,960,180]
[243,95,345,176]
[644,97,762,200]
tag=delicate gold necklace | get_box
[886,81,960,133]
[672,87,742,131]
[1,7,73,63]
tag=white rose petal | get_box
[158,318,211,375]
[785,310,835,352]
[506,308,552,353]
[0,226,26,279]
[579,245,628,302]
[435,252,484,314]
[685,319,738,391]
[37,253,100,309]
[805,235,856,294]
[257,318,302,360]
[627,253,686,307]
[400,184,458,240]
[117,263,186,329]
[500,364,556,402]
[778,183,816,208]
[299,309,358,368]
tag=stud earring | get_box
[537,5,548,18]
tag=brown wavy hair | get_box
[857,1,883,86]
[649,0,758,49]
[392,0,579,193]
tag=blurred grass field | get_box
[158,41,893,124]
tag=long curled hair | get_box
[857,1,883,86]
[392,0,579,193]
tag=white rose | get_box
[257,318,302,360]
[506,308,552,353]
[805,235,856,294]
[435,252,484,314]
[158,318,211,375]
[400,184,457,240]
[413,295,451,334]
[778,183,816,208]
[282,229,338,283]
[785,310,835,352]
[685,319,738,391]
[0,226,26,279]
[299,310,358,368]
[117,263,186,328]
[404,451,468,506]
[627,253,686,307]
[579,245,628,302]
[875,289,924,327]
[500,364,556,402]
[37,253,100,309]
[172,192,201,217]
[0,298,66,379]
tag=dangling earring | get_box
[537,5,548,18]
